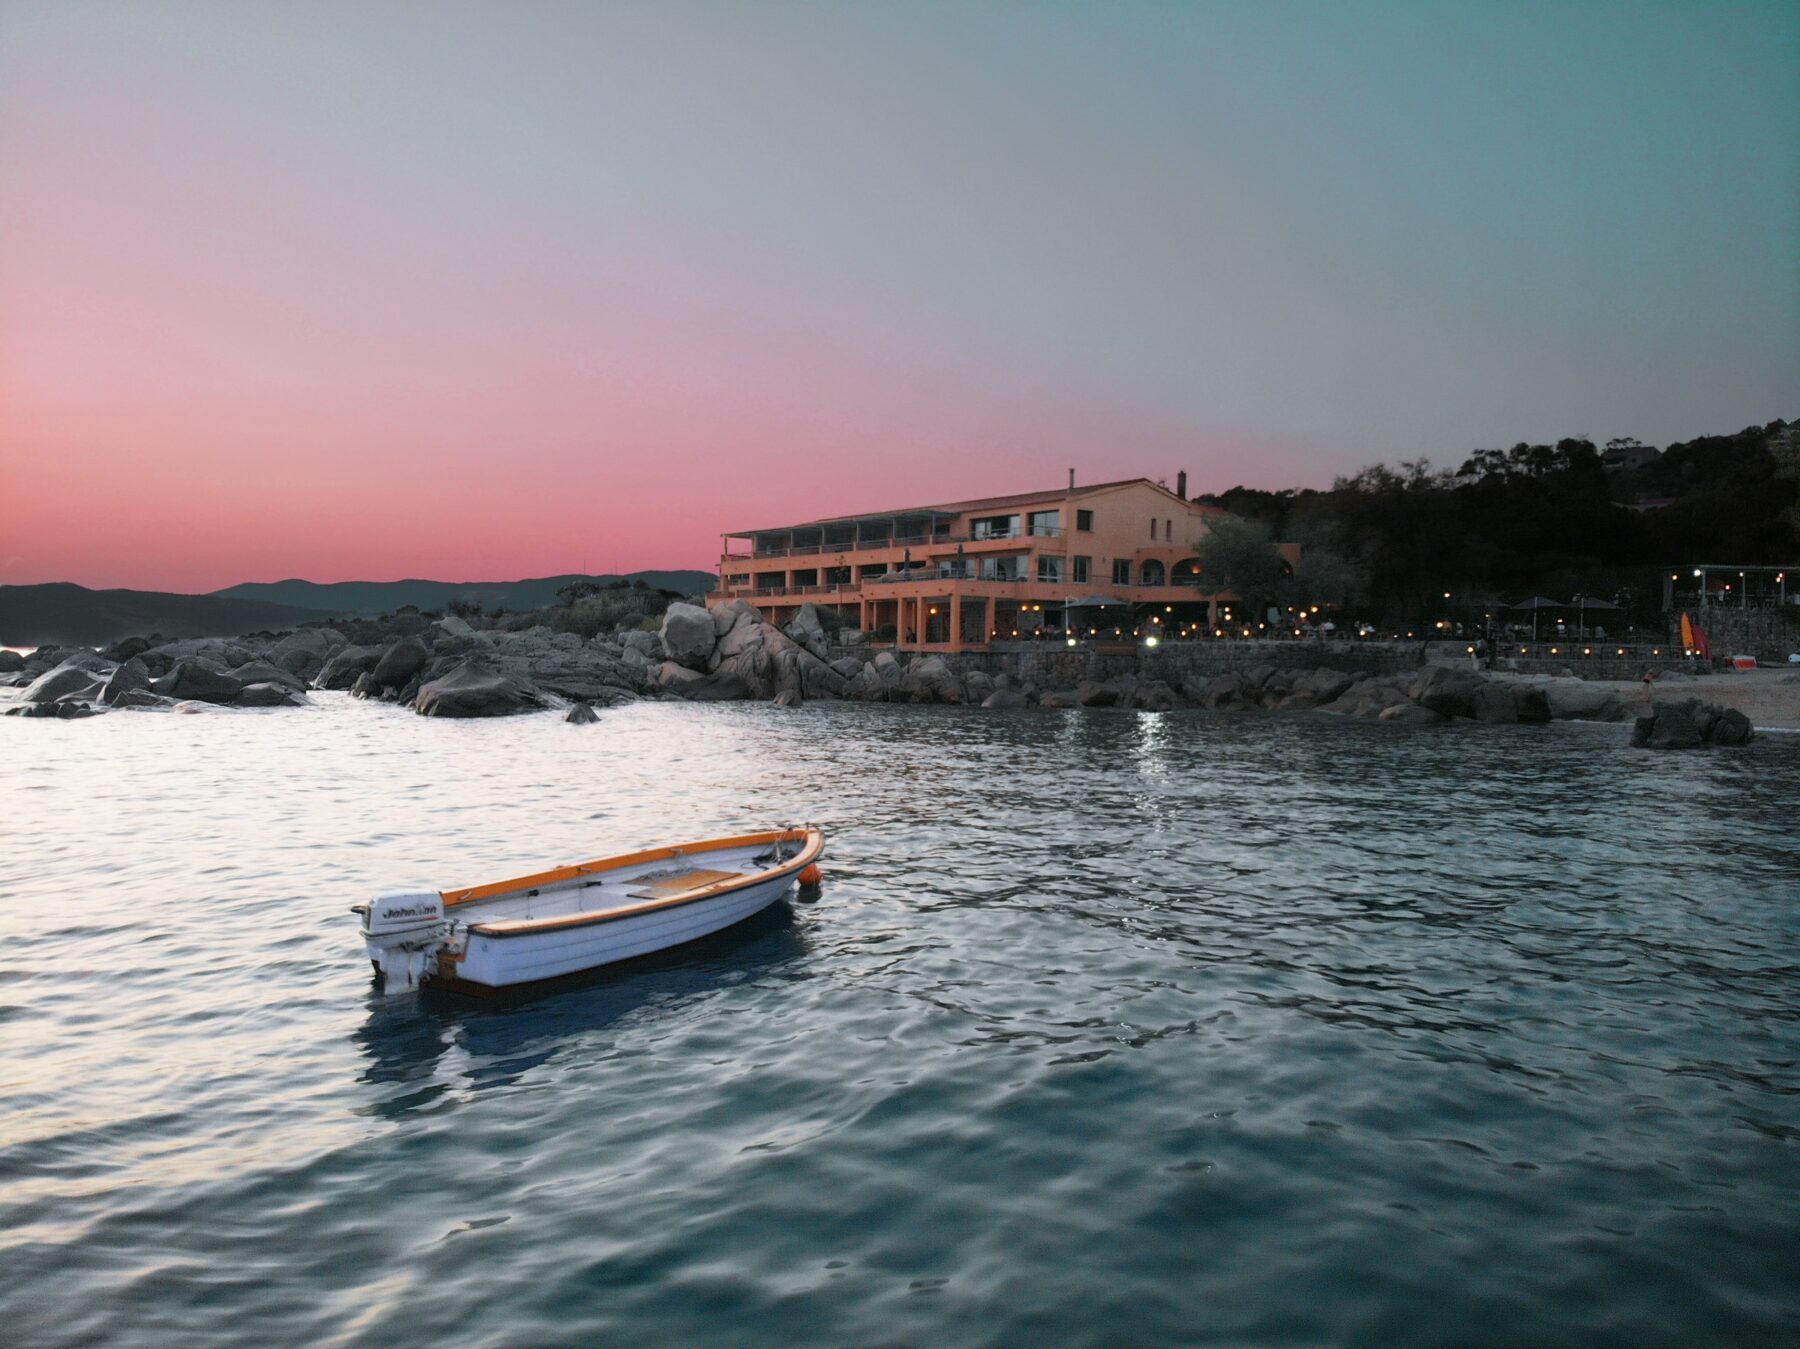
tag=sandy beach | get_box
[1513,667,1800,731]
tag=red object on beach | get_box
[1731,655,1757,670]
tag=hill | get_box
[0,584,339,648]
[214,571,716,617]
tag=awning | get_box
[1062,595,1135,610]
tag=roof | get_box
[726,477,1217,537]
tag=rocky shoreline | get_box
[0,599,1758,748]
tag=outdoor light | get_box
[1145,636,1160,648]
[1694,569,1702,577]
[1066,637,1077,647]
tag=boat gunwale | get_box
[454,828,823,940]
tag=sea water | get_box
[2,696,1796,1345]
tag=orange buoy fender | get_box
[799,863,823,886]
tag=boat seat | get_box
[627,868,742,900]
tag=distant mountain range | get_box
[214,571,715,618]
[0,571,716,647]
[0,583,337,648]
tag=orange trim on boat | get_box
[439,829,810,907]
[465,829,824,939]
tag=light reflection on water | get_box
[1,694,1797,1346]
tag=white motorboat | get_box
[354,826,824,995]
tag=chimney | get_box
[1176,469,1188,499]
[1068,468,1075,490]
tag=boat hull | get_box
[443,869,799,992]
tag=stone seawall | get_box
[827,640,1426,687]
[824,639,1722,685]
[1670,609,1800,665]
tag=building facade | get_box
[710,477,1252,652]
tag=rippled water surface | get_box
[3,696,1797,1346]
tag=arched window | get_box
[1171,558,1203,586]
[1140,559,1166,586]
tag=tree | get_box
[1288,544,1369,612]
[1194,517,1286,612]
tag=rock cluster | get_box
[1629,698,1753,749]
[0,601,1752,744]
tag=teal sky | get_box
[2,1,1797,586]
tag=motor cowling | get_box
[363,891,447,990]
[365,891,445,937]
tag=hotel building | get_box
[711,474,1259,652]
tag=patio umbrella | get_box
[1508,596,1564,641]
[1063,595,1133,638]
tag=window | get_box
[1112,559,1131,585]
[1149,519,1156,540]
[1166,518,1173,540]
[1141,559,1166,586]
[972,514,1020,540]
[981,555,1025,581]
[1076,509,1093,532]
[1028,510,1060,537]
[1072,556,1090,583]
[1036,555,1063,583]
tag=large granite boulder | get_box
[659,602,717,670]
[1295,668,1354,705]
[1630,700,1702,749]
[1319,678,1412,719]
[797,650,848,699]
[902,655,963,703]
[712,598,759,637]
[1630,698,1752,749]
[228,660,309,691]
[100,661,152,706]
[1076,679,1120,707]
[653,660,703,690]
[1541,679,1627,722]
[1408,666,1481,720]
[235,681,306,707]
[1712,708,1753,745]
[153,661,244,704]
[784,604,830,659]
[150,637,259,670]
[715,645,777,699]
[414,659,545,717]
[266,628,344,680]
[101,636,152,662]
[620,629,664,661]
[0,650,26,674]
[370,637,430,693]
[24,661,108,704]
[565,701,600,724]
[982,686,1030,708]
[1132,680,1178,712]
[316,644,383,690]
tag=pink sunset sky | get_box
[3,4,1795,593]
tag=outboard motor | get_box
[361,891,447,991]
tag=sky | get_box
[2,1,1796,592]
